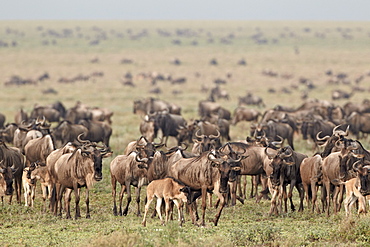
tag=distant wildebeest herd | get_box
[2,89,370,227]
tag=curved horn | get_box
[135,153,148,163]
[271,135,283,147]
[77,133,90,144]
[264,147,276,159]
[279,147,293,159]
[353,160,362,172]
[195,129,205,139]
[333,124,349,137]
[316,131,330,142]
[207,152,222,163]
[209,129,220,139]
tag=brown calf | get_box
[142,177,188,227]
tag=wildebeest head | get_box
[208,151,242,193]
[194,129,220,153]
[81,145,112,181]
[353,160,370,196]
[0,164,16,196]
[266,146,294,187]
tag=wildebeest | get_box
[27,162,52,211]
[0,123,18,144]
[78,119,112,147]
[152,111,187,146]
[110,151,150,216]
[30,105,61,123]
[346,112,370,139]
[139,115,156,142]
[265,146,307,215]
[14,108,28,125]
[238,92,265,108]
[0,170,6,203]
[321,138,358,216]
[299,154,323,213]
[142,177,189,227]
[22,166,36,207]
[341,160,370,216]
[252,120,295,150]
[232,107,261,125]
[24,134,55,166]
[133,97,181,115]
[49,144,111,219]
[168,150,242,226]
[51,120,88,148]
[64,101,93,124]
[0,140,24,204]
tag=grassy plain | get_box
[0,20,370,246]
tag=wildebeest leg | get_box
[73,186,81,220]
[64,188,72,219]
[85,188,90,219]
[235,175,243,199]
[200,187,207,226]
[212,183,226,226]
[320,185,327,213]
[173,199,184,226]
[302,182,309,210]
[15,177,22,204]
[344,193,356,217]
[122,182,131,216]
[268,179,279,216]
[311,182,320,213]
[118,184,126,216]
[30,183,36,207]
[142,193,154,227]
[280,185,287,214]
[296,183,304,212]
[23,183,30,207]
[111,176,118,216]
[332,186,340,214]
[336,184,344,212]
[156,197,164,225]
[164,197,171,225]
[287,182,296,212]
[41,184,48,212]
[260,175,270,200]
[324,181,331,216]
[229,180,237,206]
[135,186,142,216]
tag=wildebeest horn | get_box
[353,160,363,172]
[333,124,349,137]
[264,148,276,159]
[195,129,205,139]
[209,130,220,139]
[271,135,283,146]
[207,152,223,165]
[77,134,89,144]
[316,131,330,142]
[279,147,293,159]
[135,153,148,163]
[137,136,148,147]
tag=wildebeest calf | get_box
[142,177,189,227]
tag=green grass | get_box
[1,20,370,246]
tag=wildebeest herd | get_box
[2,86,370,227]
